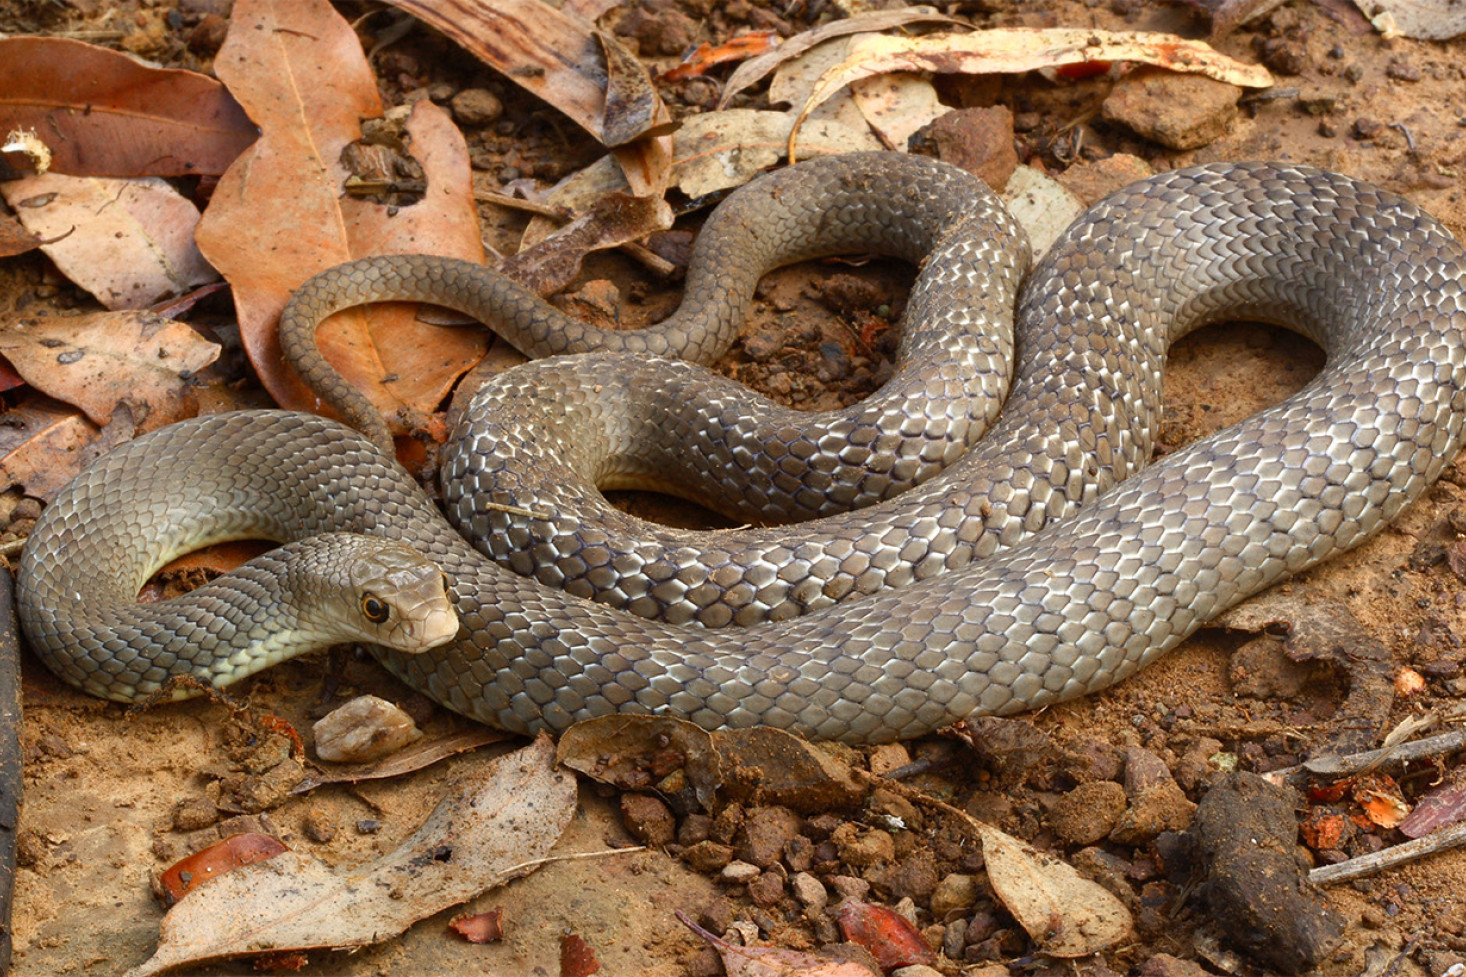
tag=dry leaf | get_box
[448,907,504,943]
[194,0,486,435]
[501,192,673,296]
[678,911,878,977]
[157,833,289,907]
[125,735,576,977]
[561,932,601,977]
[1354,0,1466,38]
[835,900,936,970]
[0,394,101,500]
[662,32,782,82]
[291,727,505,794]
[791,29,1273,156]
[671,109,881,197]
[1399,766,1466,839]
[0,211,40,257]
[558,715,720,810]
[384,0,669,147]
[0,310,219,429]
[977,820,1132,957]
[0,36,256,178]
[1,174,218,309]
[848,73,946,149]
[719,6,964,107]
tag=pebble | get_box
[829,874,871,902]
[1101,66,1241,150]
[620,793,676,847]
[1048,781,1127,846]
[720,859,761,883]
[450,88,504,127]
[929,873,979,917]
[312,695,422,763]
[791,871,828,912]
[739,806,801,868]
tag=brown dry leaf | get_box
[713,725,866,815]
[0,36,256,178]
[381,0,674,196]
[719,6,965,107]
[671,109,881,197]
[0,212,39,258]
[501,192,673,296]
[383,0,669,148]
[678,911,877,977]
[790,29,1273,157]
[662,31,782,82]
[0,310,218,429]
[0,394,101,500]
[194,0,485,434]
[1399,765,1466,838]
[1,174,218,309]
[557,715,720,810]
[976,820,1132,957]
[560,932,601,977]
[125,735,575,977]
[290,727,506,793]
[835,900,935,970]
[1358,0,1466,38]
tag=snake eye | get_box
[361,593,391,624]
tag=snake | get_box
[17,154,1466,744]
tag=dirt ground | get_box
[4,0,1466,975]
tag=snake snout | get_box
[339,538,460,653]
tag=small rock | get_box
[941,918,966,958]
[356,818,381,835]
[1048,781,1127,846]
[681,840,736,872]
[929,873,979,917]
[828,874,871,902]
[172,796,219,832]
[1139,951,1208,976]
[1112,781,1198,845]
[891,966,946,977]
[831,823,895,867]
[450,88,503,127]
[914,105,1019,190]
[301,806,336,844]
[739,806,801,868]
[1101,66,1241,150]
[1386,59,1422,82]
[791,871,828,913]
[1230,635,1312,699]
[1054,154,1155,207]
[678,813,712,846]
[867,742,911,776]
[720,859,762,884]
[621,793,676,847]
[312,695,422,763]
[1354,117,1383,140]
[748,870,785,907]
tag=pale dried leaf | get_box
[500,192,673,296]
[1354,0,1466,38]
[769,37,874,133]
[720,6,964,107]
[672,109,881,197]
[291,727,505,793]
[0,310,219,428]
[977,820,1132,957]
[126,736,575,977]
[678,911,877,977]
[1001,165,1085,258]
[849,73,947,150]
[791,29,1273,155]
[1,174,217,309]
[559,715,720,809]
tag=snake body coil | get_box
[19,155,1466,743]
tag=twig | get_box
[500,845,647,876]
[1264,727,1466,785]
[1309,820,1466,885]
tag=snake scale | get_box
[18,153,1466,744]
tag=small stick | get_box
[1309,820,1466,885]
[1264,727,1466,785]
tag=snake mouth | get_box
[404,604,460,651]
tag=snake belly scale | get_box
[18,155,1466,744]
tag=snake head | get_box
[289,534,459,653]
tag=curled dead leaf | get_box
[125,735,575,977]
[157,833,288,907]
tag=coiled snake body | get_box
[18,154,1466,743]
